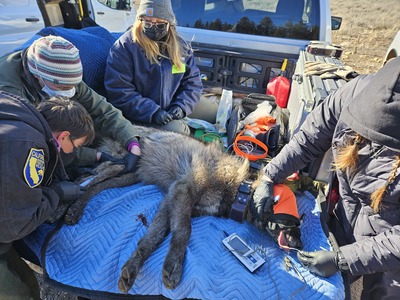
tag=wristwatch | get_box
[337,250,349,271]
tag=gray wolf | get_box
[116,130,251,292]
[61,129,301,292]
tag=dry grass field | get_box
[330,0,400,74]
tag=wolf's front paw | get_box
[162,259,183,289]
[47,203,69,223]
[64,200,85,225]
[118,260,140,294]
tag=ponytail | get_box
[333,134,364,171]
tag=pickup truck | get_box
[19,0,350,299]
[17,0,344,207]
[171,0,343,184]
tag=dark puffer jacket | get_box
[0,91,62,255]
[265,58,400,277]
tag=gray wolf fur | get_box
[61,129,301,292]
[117,131,251,292]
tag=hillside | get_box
[330,0,400,74]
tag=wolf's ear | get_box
[219,159,249,186]
[222,165,238,184]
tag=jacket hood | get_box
[0,90,52,139]
[341,56,400,150]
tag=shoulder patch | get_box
[23,148,45,188]
[172,64,186,74]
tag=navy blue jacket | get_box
[104,30,202,123]
[0,91,62,254]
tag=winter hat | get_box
[136,0,176,25]
[27,35,83,87]
[341,56,400,150]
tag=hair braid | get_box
[370,155,400,213]
[333,134,365,171]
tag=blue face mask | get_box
[42,85,76,98]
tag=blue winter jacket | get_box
[0,91,62,255]
[104,30,202,123]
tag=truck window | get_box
[172,0,320,40]
[97,0,131,10]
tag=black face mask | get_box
[143,27,168,41]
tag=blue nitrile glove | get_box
[49,181,84,203]
[297,250,349,277]
[123,152,140,173]
[252,176,275,222]
[153,109,173,125]
[168,105,184,120]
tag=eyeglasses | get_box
[69,136,77,152]
[140,19,169,30]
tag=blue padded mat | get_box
[24,183,344,300]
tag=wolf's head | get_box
[185,141,252,216]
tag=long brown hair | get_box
[333,133,400,212]
[333,134,365,171]
[132,20,187,69]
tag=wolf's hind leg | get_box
[65,172,138,225]
[162,181,193,289]
[118,201,170,293]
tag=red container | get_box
[266,58,291,108]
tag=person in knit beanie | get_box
[252,56,400,298]
[27,35,83,90]
[104,0,218,135]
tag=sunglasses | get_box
[69,136,78,152]
[140,19,169,30]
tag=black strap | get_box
[230,179,254,222]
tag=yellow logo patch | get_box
[172,64,186,74]
[23,148,45,188]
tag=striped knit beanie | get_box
[27,36,83,87]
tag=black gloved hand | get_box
[50,181,84,203]
[153,109,173,125]
[168,105,184,120]
[123,152,140,173]
[297,250,348,277]
[252,177,275,222]
[98,152,124,164]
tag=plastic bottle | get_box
[215,89,233,134]
[238,101,273,129]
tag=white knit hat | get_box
[27,36,83,86]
